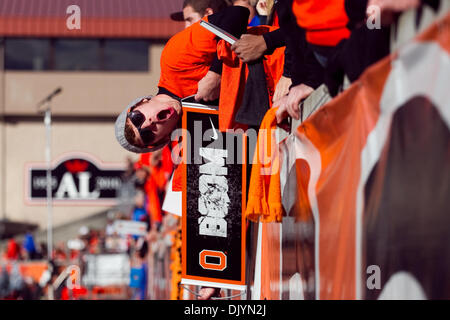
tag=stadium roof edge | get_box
[0,0,184,38]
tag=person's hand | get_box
[367,0,420,26]
[231,34,267,63]
[146,225,159,243]
[195,71,221,102]
[272,76,292,103]
[198,287,221,300]
[275,84,313,124]
[272,95,290,131]
[368,0,419,12]
[256,0,268,16]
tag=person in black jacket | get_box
[275,0,440,125]
[325,0,441,96]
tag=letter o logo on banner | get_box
[199,250,227,271]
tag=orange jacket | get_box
[137,146,173,224]
[172,26,285,192]
[217,25,285,131]
[292,0,350,46]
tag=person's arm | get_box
[282,42,293,79]
[276,0,312,87]
[231,34,267,63]
[209,56,223,75]
[271,0,314,123]
[366,0,420,26]
[198,287,221,300]
[287,29,324,90]
[301,46,326,89]
[195,70,221,102]
[262,28,286,54]
[195,5,250,101]
[272,43,293,103]
[345,0,369,29]
[231,28,286,63]
[195,56,223,102]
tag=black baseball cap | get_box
[170,11,184,21]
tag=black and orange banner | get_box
[181,105,247,291]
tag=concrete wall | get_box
[0,42,165,230]
[3,44,164,116]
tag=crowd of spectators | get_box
[116,0,438,153]
[0,144,176,300]
[116,0,440,300]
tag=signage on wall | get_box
[25,152,126,205]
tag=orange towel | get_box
[245,107,284,223]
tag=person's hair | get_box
[124,98,151,147]
[183,0,230,16]
[232,0,256,6]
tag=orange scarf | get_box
[245,107,284,223]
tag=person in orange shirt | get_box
[136,146,174,230]
[115,5,251,302]
[115,3,269,301]
[115,4,251,155]
[170,0,233,103]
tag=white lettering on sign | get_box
[78,172,100,198]
[33,176,58,189]
[66,5,81,30]
[198,147,229,238]
[199,148,227,176]
[95,177,122,190]
[55,172,100,199]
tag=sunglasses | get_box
[128,109,156,146]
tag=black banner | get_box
[183,108,246,289]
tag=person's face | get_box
[134,191,145,207]
[127,94,181,148]
[135,168,148,182]
[183,5,203,28]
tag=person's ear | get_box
[205,8,214,16]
